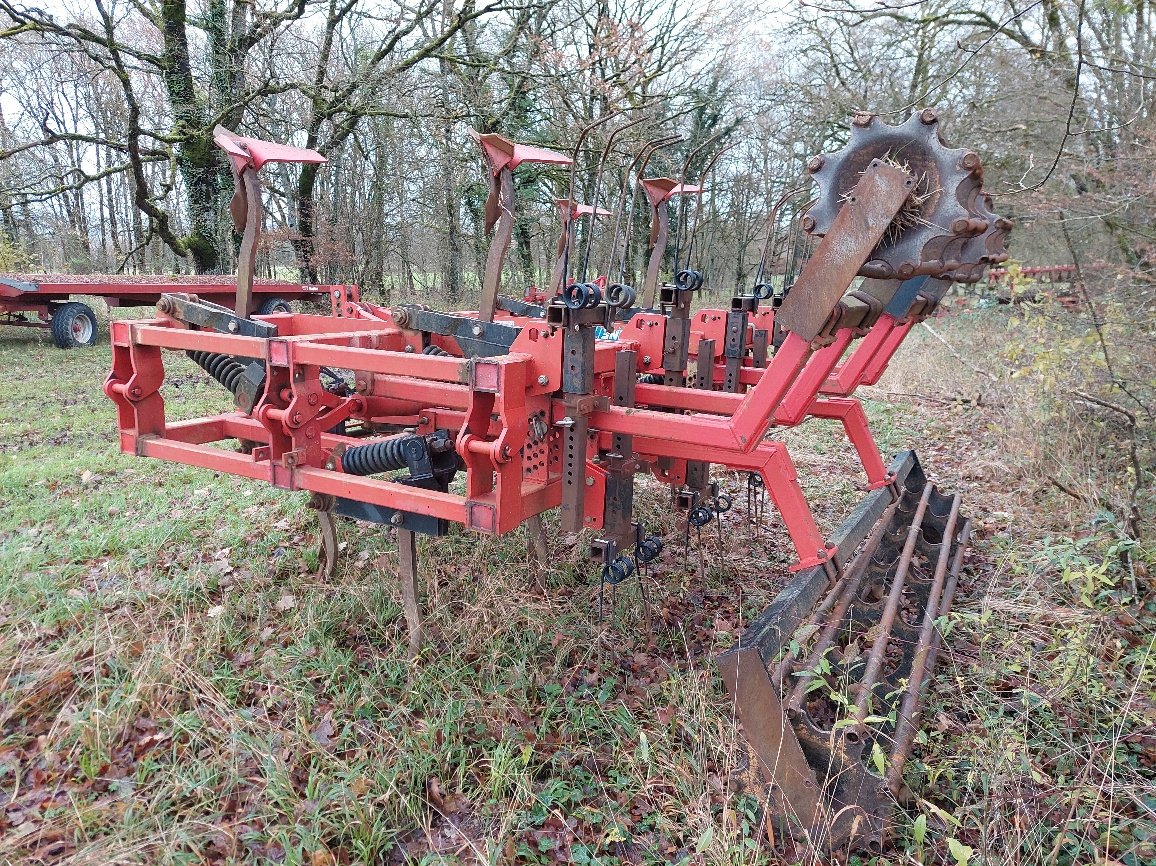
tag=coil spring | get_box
[753,283,776,300]
[423,345,451,356]
[188,351,248,395]
[675,269,704,291]
[605,283,636,310]
[638,373,664,384]
[689,504,714,528]
[563,282,602,309]
[602,554,636,585]
[636,536,663,563]
[342,436,418,476]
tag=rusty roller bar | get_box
[773,496,902,691]
[722,453,970,852]
[885,517,972,794]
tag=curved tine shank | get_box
[606,135,682,283]
[578,114,652,283]
[680,141,737,275]
[560,109,628,289]
[752,184,808,288]
[782,197,818,287]
[671,131,726,276]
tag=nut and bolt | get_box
[157,297,172,314]
[308,394,318,405]
[920,107,938,124]
[472,324,484,336]
[227,320,239,333]
[537,375,549,386]
[419,415,430,425]
[960,151,981,171]
[801,215,817,232]
[807,155,825,172]
[585,476,595,486]
[390,513,404,526]
[405,345,414,352]
[129,386,142,398]
[852,112,874,127]
[291,412,302,425]
[642,355,652,365]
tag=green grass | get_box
[1,298,1152,865]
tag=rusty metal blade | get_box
[718,647,823,829]
[778,162,913,341]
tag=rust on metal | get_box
[777,160,914,341]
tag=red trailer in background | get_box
[0,274,350,348]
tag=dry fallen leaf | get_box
[206,605,226,619]
[275,594,296,612]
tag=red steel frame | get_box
[104,275,931,573]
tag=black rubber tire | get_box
[50,301,98,348]
[256,297,292,315]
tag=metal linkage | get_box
[103,111,1005,856]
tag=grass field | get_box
[1,299,1153,865]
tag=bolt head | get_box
[585,476,594,486]
[405,345,414,353]
[472,324,484,336]
[642,355,652,365]
[390,513,404,526]
[308,394,319,405]
[537,375,549,386]
[852,112,874,128]
[807,155,825,172]
[333,289,342,298]
[227,321,239,333]
[801,215,817,232]
[919,107,938,124]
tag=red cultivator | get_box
[104,112,1008,851]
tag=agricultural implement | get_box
[103,112,1008,852]
[0,274,346,348]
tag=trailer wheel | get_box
[256,297,292,315]
[50,302,98,348]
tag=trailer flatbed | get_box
[0,274,350,347]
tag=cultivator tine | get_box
[397,528,423,660]
[578,114,651,283]
[307,493,339,580]
[470,130,571,320]
[678,142,736,275]
[670,132,725,278]
[317,511,338,580]
[212,127,325,318]
[559,110,627,288]
[525,513,550,564]
[752,185,807,291]
[604,135,681,286]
